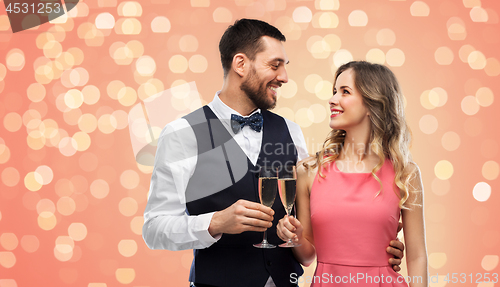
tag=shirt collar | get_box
[208,91,261,121]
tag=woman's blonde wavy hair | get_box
[309,61,418,209]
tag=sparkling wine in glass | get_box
[278,165,301,247]
[253,166,278,249]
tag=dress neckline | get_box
[333,158,388,174]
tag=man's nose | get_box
[277,67,288,83]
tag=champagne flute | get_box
[253,166,278,249]
[278,164,301,247]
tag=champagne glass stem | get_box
[285,213,294,245]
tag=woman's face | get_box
[329,68,370,131]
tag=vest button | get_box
[267,260,272,266]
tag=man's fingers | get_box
[239,200,274,216]
[386,246,404,260]
[244,217,273,228]
[390,239,405,253]
[389,258,401,266]
[243,208,274,222]
[244,224,268,233]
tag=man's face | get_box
[240,36,289,110]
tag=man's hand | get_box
[208,199,274,237]
[387,239,405,272]
[388,220,405,271]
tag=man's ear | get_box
[232,53,247,77]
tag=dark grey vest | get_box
[183,106,303,287]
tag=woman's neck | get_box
[339,127,375,163]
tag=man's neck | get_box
[219,84,257,117]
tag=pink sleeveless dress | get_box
[309,158,408,286]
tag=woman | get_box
[277,61,428,286]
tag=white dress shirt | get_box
[143,92,309,286]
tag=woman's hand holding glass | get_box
[277,214,304,245]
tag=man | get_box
[143,19,404,287]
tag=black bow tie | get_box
[231,113,263,133]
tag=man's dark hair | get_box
[219,19,286,77]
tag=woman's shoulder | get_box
[297,156,318,178]
[399,160,421,176]
[298,156,317,168]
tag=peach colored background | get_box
[0,0,498,286]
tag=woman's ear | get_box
[232,53,247,77]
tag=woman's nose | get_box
[329,93,339,106]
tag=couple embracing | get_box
[143,19,428,287]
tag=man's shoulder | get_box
[157,118,191,149]
[182,105,216,125]
[158,105,214,144]
[263,110,291,124]
[161,117,191,132]
[264,110,302,132]
[262,109,282,119]
[162,106,207,131]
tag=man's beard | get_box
[240,66,276,111]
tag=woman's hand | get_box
[277,215,303,243]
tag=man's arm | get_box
[283,118,309,160]
[142,118,275,250]
[142,119,219,251]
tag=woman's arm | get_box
[402,163,428,287]
[277,158,317,266]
